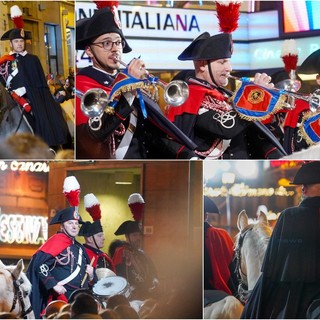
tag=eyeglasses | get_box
[91,39,125,51]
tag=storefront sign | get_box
[0,161,50,173]
[0,213,48,245]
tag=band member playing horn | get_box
[166,2,286,159]
[26,207,94,319]
[76,2,196,159]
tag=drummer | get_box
[79,193,116,279]
[113,220,161,300]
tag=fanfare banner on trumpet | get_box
[299,111,320,146]
[230,78,287,121]
[109,71,148,118]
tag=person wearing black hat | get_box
[0,6,71,151]
[166,32,286,159]
[242,161,320,319]
[79,220,116,278]
[26,207,94,319]
[112,220,160,300]
[75,4,197,159]
[79,193,116,279]
[204,196,239,306]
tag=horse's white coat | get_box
[0,259,34,318]
[204,296,244,319]
[282,143,320,159]
[236,210,272,291]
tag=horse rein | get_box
[9,272,33,319]
[234,225,254,303]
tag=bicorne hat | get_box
[49,207,83,225]
[204,196,220,214]
[79,220,103,236]
[114,220,142,236]
[178,32,233,61]
[76,7,131,52]
[1,5,32,41]
[290,161,320,185]
[79,193,103,236]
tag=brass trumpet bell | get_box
[163,80,189,107]
[80,88,109,118]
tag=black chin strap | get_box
[207,60,217,87]
[92,234,99,249]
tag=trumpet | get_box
[116,59,189,107]
[228,74,320,111]
[75,88,114,131]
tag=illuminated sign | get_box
[76,2,317,72]
[249,37,320,70]
[0,161,50,173]
[204,184,295,198]
[75,2,267,70]
[282,1,320,33]
[0,213,48,245]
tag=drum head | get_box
[93,276,128,297]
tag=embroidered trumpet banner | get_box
[300,111,320,145]
[108,71,148,118]
[231,80,286,121]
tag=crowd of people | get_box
[47,69,75,104]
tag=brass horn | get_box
[155,79,189,107]
[75,88,114,131]
[117,59,189,107]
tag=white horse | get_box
[0,259,34,318]
[234,210,272,303]
[282,143,320,159]
[204,295,244,319]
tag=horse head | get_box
[0,259,34,319]
[234,210,272,303]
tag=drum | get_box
[93,276,131,301]
[95,267,116,280]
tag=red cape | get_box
[166,84,225,122]
[85,246,116,273]
[205,226,235,295]
[37,233,73,256]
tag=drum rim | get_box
[93,276,129,296]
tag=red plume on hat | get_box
[93,1,121,29]
[93,1,118,9]
[63,176,80,207]
[128,193,145,222]
[281,39,298,73]
[10,5,24,29]
[215,1,242,33]
[84,193,101,221]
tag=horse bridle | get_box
[234,225,254,303]
[9,272,33,319]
